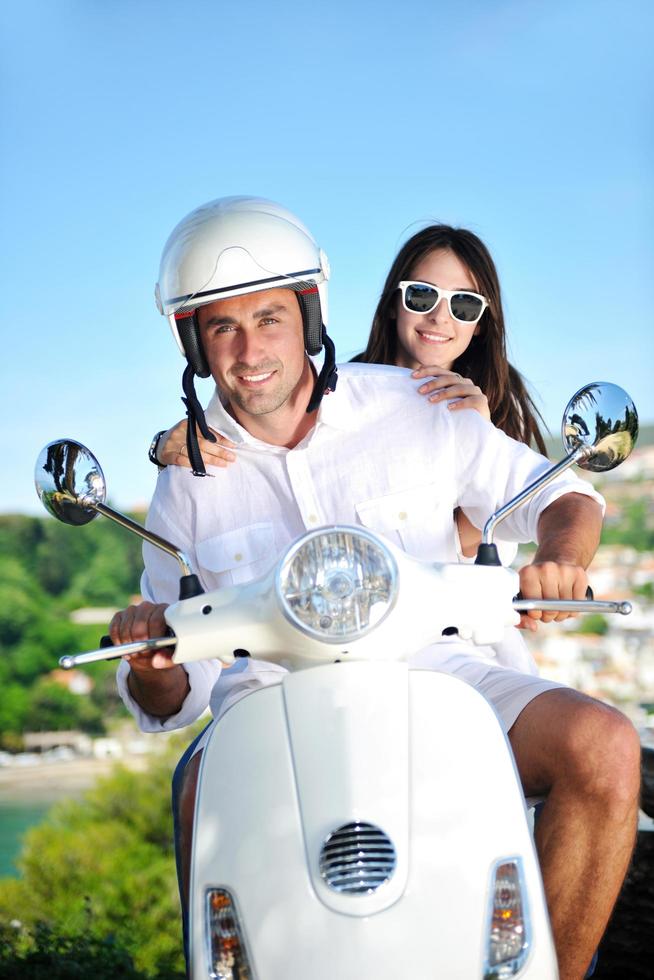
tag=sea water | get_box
[0,799,53,877]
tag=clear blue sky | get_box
[2,0,652,515]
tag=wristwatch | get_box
[148,430,168,469]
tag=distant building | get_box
[70,607,118,625]
[48,668,93,695]
[23,731,92,754]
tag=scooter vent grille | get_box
[319,821,396,894]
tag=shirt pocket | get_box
[355,484,457,561]
[196,522,276,587]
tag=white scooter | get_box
[34,382,638,980]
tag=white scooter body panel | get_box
[190,662,559,979]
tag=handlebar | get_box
[513,599,632,615]
[59,635,176,670]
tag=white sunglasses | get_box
[398,280,488,324]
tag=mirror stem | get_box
[481,445,589,546]
[89,500,194,577]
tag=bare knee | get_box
[557,699,640,809]
[512,690,641,810]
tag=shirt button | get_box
[308,514,318,524]
[234,553,243,562]
[398,511,408,521]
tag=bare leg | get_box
[179,750,203,922]
[509,689,640,980]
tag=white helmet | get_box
[155,196,331,378]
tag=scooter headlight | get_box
[277,526,398,643]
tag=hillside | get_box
[0,512,144,744]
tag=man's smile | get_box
[235,368,278,387]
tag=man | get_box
[112,197,639,980]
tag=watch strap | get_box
[148,430,168,468]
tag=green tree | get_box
[601,498,654,551]
[0,920,152,980]
[26,679,103,733]
[0,558,48,648]
[8,619,85,685]
[575,613,609,636]
[0,516,42,578]
[0,685,30,739]
[634,581,654,602]
[89,660,130,718]
[0,511,144,738]
[63,511,145,609]
[0,730,203,977]
[34,520,93,597]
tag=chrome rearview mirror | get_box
[477,382,638,563]
[34,439,202,597]
[562,382,638,472]
[35,439,106,526]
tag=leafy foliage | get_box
[0,511,145,738]
[0,730,203,978]
[0,921,150,979]
[601,498,654,551]
[634,581,654,602]
[25,679,104,733]
[574,613,610,636]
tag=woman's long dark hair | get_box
[353,225,547,454]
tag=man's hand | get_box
[517,561,589,631]
[109,601,175,670]
[516,492,602,631]
[110,601,190,717]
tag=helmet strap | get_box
[182,363,217,477]
[307,327,338,413]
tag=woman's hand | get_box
[157,420,237,468]
[411,367,490,421]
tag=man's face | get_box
[196,288,307,418]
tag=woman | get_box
[154,223,547,561]
[354,224,545,444]
[352,224,547,557]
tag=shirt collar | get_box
[313,383,350,431]
[204,390,255,445]
[203,373,351,449]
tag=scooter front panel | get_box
[190,665,559,979]
[282,661,410,916]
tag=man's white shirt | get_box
[117,363,604,731]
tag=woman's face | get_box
[394,248,483,371]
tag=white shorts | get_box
[445,658,563,732]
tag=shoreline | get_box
[0,756,148,802]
